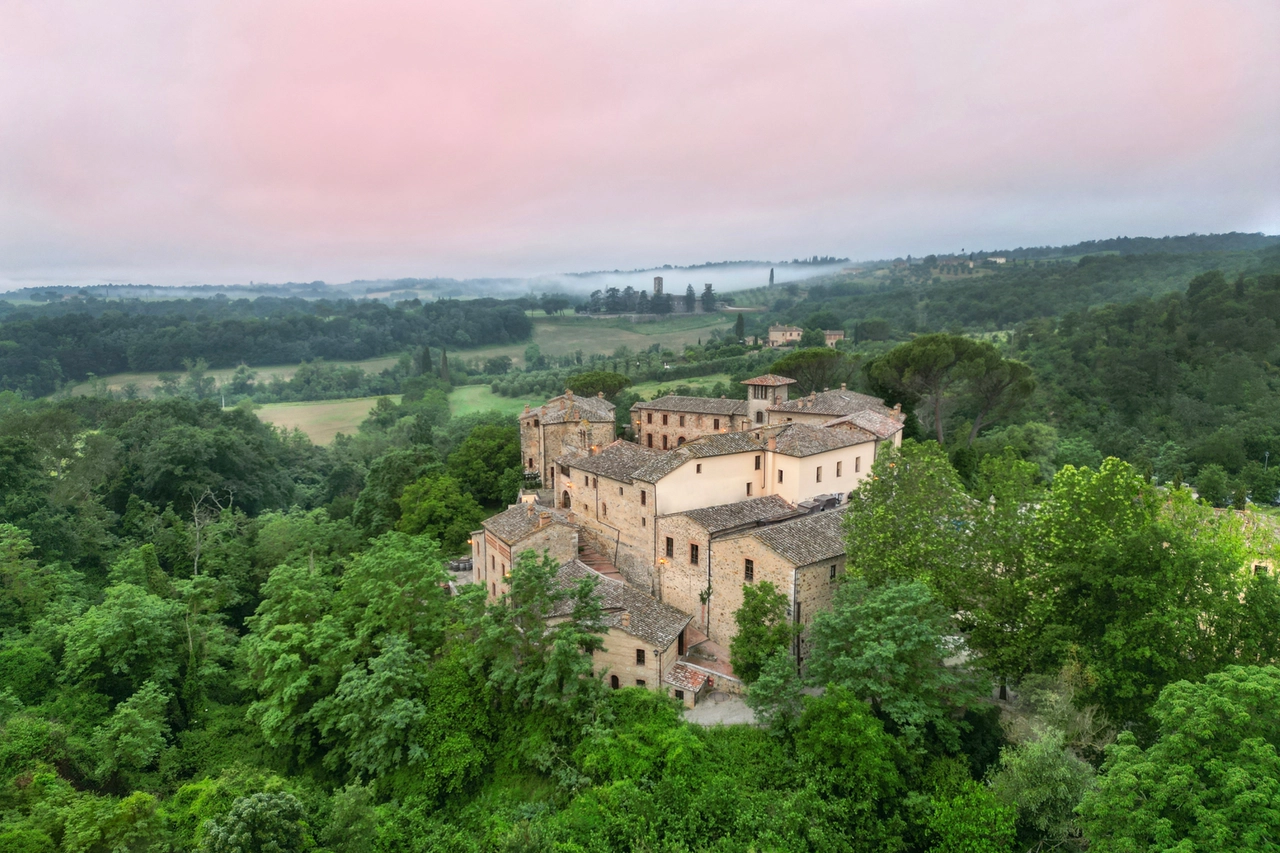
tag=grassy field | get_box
[255,396,401,445]
[449,385,542,418]
[629,373,732,398]
[69,354,406,398]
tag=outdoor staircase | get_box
[576,544,625,582]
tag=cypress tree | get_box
[419,344,433,376]
[439,347,450,384]
[734,313,746,340]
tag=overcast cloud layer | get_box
[2,0,1277,288]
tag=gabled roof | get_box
[822,409,904,440]
[558,440,661,484]
[630,396,747,417]
[741,373,798,387]
[676,495,798,534]
[630,431,769,482]
[745,508,848,567]
[766,423,869,457]
[522,391,615,425]
[768,387,895,419]
[482,503,574,544]
[554,560,692,649]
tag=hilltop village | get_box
[471,375,905,706]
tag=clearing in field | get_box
[69,354,406,398]
[449,385,541,418]
[255,396,401,445]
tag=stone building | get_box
[823,330,845,347]
[743,373,796,426]
[630,395,750,449]
[519,390,616,490]
[472,502,579,601]
[767,324,803,347]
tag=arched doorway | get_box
[561,490,571,508]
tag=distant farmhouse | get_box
[766,324,845,348]
[475,376,905,707]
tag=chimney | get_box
[621,611,631,629]
[767,435,777,451]
[565,389,574,398]
[538,511,551,527]
[597,391,605,398]
[840,383,846,390]
[893,403,902,412]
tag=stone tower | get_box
[653,276,663,295]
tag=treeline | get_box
[0,296,533,397]
[762,246,1274,338]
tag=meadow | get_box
[254,395,402,444]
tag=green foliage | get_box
[745,648,804,733]
[807,577,987,749]
[843,441,970,604]
[564,371,633,402]
[90,680,171,781]
[799,327,827,348]
[61,583,185,700]
[988,727,1094,851]
[202,790,312,853]
[925,776,1016,853]
[350,446,440,536]
[1079,665,1280,851]
[770,347,861,395]
[729,580,796,684]
[1196,462,1231,506]
[395,475,486,553]
[444,423,520,504]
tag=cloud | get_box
[1,0,1276,287]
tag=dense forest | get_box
[0,297,533,397]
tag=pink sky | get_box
[2,0,1277,287]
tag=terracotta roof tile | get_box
[522,392,615,425]
[746,508,848,567]
[630,396,748,417]
[558,440,661,484]
[677,495,798,533]
[741,373,798,387]
[553,560,692,648]
[768,387,894,418]
[482,503,574,544]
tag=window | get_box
[491,582,495,596]
[601,502,607,517]
[665,537,674,558]
[562,490,570,508]
[752,385,767,400]
[635,679,646,687]
[713,418,720,430]
[754,454,761,470]
[855,456,861,473]
[830,564,837,580]
[678,630,685,655]
[611,675,620,689]
[679,415,686,427]
[696,463,702,473]
[618,486,623,495]
[559,464,569,477]
[816,466,822,483]
[636,649,646,665]
[690,543,699,565]
[527,456,534,468]
[744,559,754,582]
[642,517,646,527]
[647,434,653,447]
[662,414,669,425]
[491,555,495,571]
[592,477,597,488]
[778,469,784,483]
[785,417,793,422]
[640,490,647,506]
[675,689,685,701]
[584,475,588,485]
[663,435,669,449]
[746,483,753,496]
[647,412,653,424]
[533,417,539,427]
[755,410,764,424]
[836,461,842,477]
[677,437,686,446]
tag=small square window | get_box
[745,559,754,582]
[636,679,646,687]
[674,689,685,701]
[696,463,702,473]
[746,483,753,496]
[636,649,646,665]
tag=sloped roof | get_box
[482,503,574,544]
[631,396,747,417]
[630,431,769,482]
[741,373,798,387]
[767,423,867,457]
[554,560,692,649]
[822,409,904,440]
[768,387,894,418]
[677,495,798,533]
[559,440,661,484]
[747,508,848,567]
[666,662,710,692]
[522,392,615,425]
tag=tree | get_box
[770,347,862,395]
[90,680,171,781]
[418,344,433,376]
[684,285,696,314]
[729,581,796,684]
[745,649,803,733]
[733,313,745,341]
[843,441,970,605]
[1195,463,1230,506]
[700,285,716,313]
[395,474,486,553]
[201,791,311,853]
[483,355,513,375]
[1078,665,1280,851]
[438,347,450,384]
[565,371,632,402]
[988,727,1095,851]
[61,583,184,701]
[351,446,440,536]
[446,424,520,504]
[798,328,826,348]
[807,577,986,749]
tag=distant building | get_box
[767,324,803,347]
[988,256,1007,264]
[823,330,845,348]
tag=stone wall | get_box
[634,409,751,451]
[475,521,579,603]
[562,467,658,593]
[589,625,678,690]
[654,513,714,634]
